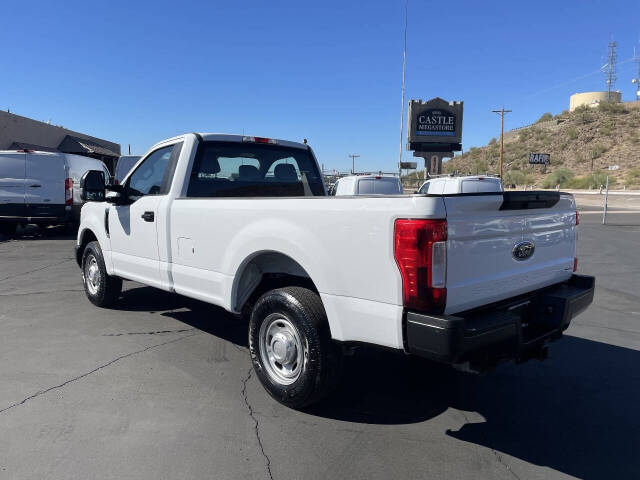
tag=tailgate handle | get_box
[29,184,41,188]
[141,211,155,222]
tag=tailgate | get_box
[444,192,577,314]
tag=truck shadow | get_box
[114,285,639,479]
[310,336,640,479]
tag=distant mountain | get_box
[441,102,640,189]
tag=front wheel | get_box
[249,287,342,408]
[82,241,122,307]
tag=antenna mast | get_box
[633,45,640,102]
[397,0,408,179]
[604,41,618,101]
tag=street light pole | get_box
[349,154,360,174]
[492,107,512,179]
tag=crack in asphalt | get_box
[0,258,75,283]
[0,332,201,415]
[0,289,84,297]
[458,410,521,480]
[241,368,274,480]
[102,328,197,337]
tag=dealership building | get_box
[0,110,120,172]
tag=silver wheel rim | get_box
[85,255,101,295]
[258,314,304,385]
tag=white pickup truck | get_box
[76,133,594,408]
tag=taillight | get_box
[394,219,447,314]
[573,257,578,272]
[576,210,579,225]
[65,178,73,206]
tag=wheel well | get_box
[76,229,97,266]
[233,252,319,316]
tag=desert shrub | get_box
[542,168,574,188]
[625,168,640,186]
[566,127,578,140]
[590,143,607,159]
[597,102,628,115]
[472,158,489,174]
[488,137,497,145]
[536,112,553,123]
[518,129,532,141]
[568,172,617,189]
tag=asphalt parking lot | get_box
[1,206,639,480]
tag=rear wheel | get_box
[82,241,122,307]
[249,287,342,408]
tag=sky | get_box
[1,0,639,172]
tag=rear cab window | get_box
[461,178,503,193]
[356,177,402,195]
[186,141,324,197]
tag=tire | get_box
[249,286,342,408]
[82,241,122,307]
[0,222,17,236]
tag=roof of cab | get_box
[149,133,309,152]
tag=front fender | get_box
[77,203,113,274]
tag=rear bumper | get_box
[405,274,595,367]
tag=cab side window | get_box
[419,181,430,194]
[127,144,182,198]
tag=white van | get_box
[417,175,503,195]
[0,150,109,234]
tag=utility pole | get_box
[349,154,360,174]
[492,107,511,179]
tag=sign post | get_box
[602,175,609,225]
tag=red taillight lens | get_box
[394,219,447,314]
[573,257,578,272]
[65,178,73,206]
[576,210,579,225]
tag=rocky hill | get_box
[441,102,640,189]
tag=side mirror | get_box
[80,170,106,201]
[414,190,419,194]
[106,184,124,193]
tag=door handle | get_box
[29,184,41,188]
[141,211,155,222]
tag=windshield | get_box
[356,177,402,195]
[186,142,325,197]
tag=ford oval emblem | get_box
[512,241,535,261]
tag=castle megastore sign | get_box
[416,109,456,137]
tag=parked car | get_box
[417,175,503,194]
[114,155,141,184]
[0,150,109,234]
[331,174,403,195]
[76,133,594,408]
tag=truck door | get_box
[108,144,180,288]
[0,153,26,219]
[25,152,66,219]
